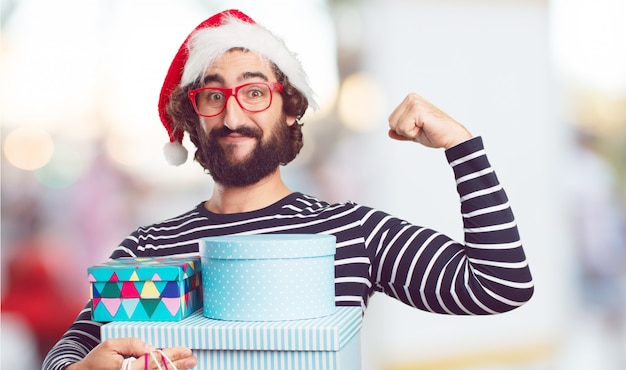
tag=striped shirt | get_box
[42,137,533,370]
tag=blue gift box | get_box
[101,307,362,370]
[87,255,202,322]
[199,234,336,321]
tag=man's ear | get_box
[286,115,297,126]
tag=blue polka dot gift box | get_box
[199,234,336,321]
[87,255,202,322]
[101,306,363,370]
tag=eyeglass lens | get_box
[194,83,273,116]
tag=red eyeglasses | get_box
[188,82,283,117]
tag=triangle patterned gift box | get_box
[88,255,202,322]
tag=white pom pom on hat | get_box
[163,141,189,166]
[158,9,316,165]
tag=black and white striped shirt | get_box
[42,137,533,370]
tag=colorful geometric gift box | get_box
[88,255,202,322]
[101,306,363,370]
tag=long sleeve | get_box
[41,302,102,370]
[370,136,534,314]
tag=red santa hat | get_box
[158,9,317,165]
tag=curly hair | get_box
[165,56,309,171]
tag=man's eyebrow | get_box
[201,72,269,86]
[240,71,269,81]
[201,74,224,85]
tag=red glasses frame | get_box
[187,82,284,117]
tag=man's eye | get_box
[243,86,266,100]
[249,89,263,98]
[206,92,224,102]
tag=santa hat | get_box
[158,9,317,165]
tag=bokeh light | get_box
[33,141,88,188]
[3,127,55,170]
[337,72,387,132]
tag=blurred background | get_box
[1,0,625,369]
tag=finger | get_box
[389,98,426,140]
[160,347,193,361]
[388,95,413,130]
[388,92,422,124]
[389,117,422,141]
[103,337,155,357]
[388,129,412,141]
[153,348,197,370]
[171,355,198,370]
[388,105,403,129]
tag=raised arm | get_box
[368,93,533,314]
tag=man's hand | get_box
[65,338,197,370]
[388,93,472,149]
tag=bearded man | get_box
[43,9,533,370]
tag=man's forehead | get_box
[203,51,275,83]
[210,49,271,68]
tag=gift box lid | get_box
[88,255,201,282]
[200,234,336,260]
[101,307,362,351]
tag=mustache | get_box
[210,125,262,139]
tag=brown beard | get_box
[196,116,291,187]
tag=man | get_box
[43,9,534,370]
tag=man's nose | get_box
[223,95,246,130]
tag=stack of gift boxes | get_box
[89,235,362,370]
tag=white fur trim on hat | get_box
[181,16,318,110]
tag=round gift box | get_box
[199,234,336,321]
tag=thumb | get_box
[388,129,412,141]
